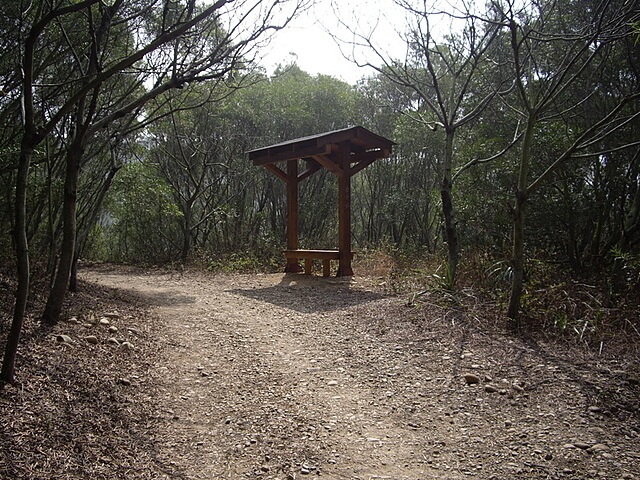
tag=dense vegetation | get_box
[1,0,639,382]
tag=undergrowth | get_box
[362,246,640,356]
[2,243,638,357]
[201,249,282,274]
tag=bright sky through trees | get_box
[262,0,407,83]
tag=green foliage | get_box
[609,247,640,302]
[610,247,640,279]
[0,0,638,345]
[486,259,514,287]
[91,161,183,264]
[204,249,282,274]
[235,65,359,147]
[94,65,366,264]
[428,261,456,293]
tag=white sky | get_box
[261,0,408,84]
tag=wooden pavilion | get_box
[248,126,395,276]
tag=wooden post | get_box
[285,159,303,273]
[337,143,354,276]
[322,259,331,277]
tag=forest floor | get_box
[1,263,639,479]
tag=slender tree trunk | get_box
[2,0,46,383]
[507,191,526,323]
[1,141,35,384]
[180,200,194,263]
[41,146,81,325]
[69,252,79,293]
[441,128,458,285]
[45,138,58,276]
[507,114,536,323]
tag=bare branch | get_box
[526,92,640,195]
[453,130,524,182]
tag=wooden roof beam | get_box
[350,149,391,176]
[312,154,343,177]
[298,160,322,181]
[264,163,288,182]
[250,143,332,166]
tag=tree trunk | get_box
[41,147,81,325]
[180,205,193,263]
[506,114,536,324]
[441,186,458,282]
[1,141,35,384]
[507,191,526,323]
[69,252,79,293]
[441,129,458,285]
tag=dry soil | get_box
[81,266,640,480]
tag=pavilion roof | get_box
[248,126,395,166]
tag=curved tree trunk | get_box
[1,142,35,384]
[41,147,81,325]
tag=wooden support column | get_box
[337,143,354,276]
[285,159,303,273]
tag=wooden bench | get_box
[284,249,354,277]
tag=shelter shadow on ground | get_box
[230,274,389,314]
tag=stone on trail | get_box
[120,341,133,350]
[107,337,120,345]
[588,444,610,453]
[464,373,481,385]
[55,334,74,343]
[485,384,499,393]
[574,442,593,450]
[300,464,315,475]
[84,335,99,344]
[327,380,338,386]
[99,317,111,326]
[103,312,120,319]
[108,326,118,333]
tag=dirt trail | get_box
[84,267,640,480]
